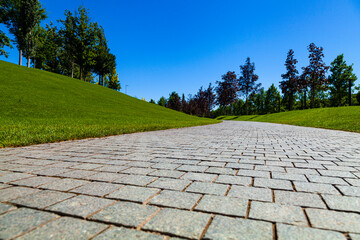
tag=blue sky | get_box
[1,0,360,101]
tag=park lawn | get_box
[0,61,219,147]
[216,106,360,133]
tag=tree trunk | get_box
[71,62,74,78]
[245,95,248,115]
[349,79,352,106]
[27,57,30,68]
[310,87,315,108]
[19,50,22,65]
[289,92,294,111]
[304,91,307,109]
[79,66,82,81]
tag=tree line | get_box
[153,43,359,117]
[0,0,120,90]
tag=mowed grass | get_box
[0,61,219,147]
[216,106,360,133]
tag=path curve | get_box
[1,121,360,239]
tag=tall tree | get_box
[0,30,12,57]
[92,24,115,86]
[59,6,96,80]
[280,49,299,110]
[328,54,357,106]
[265,84,280,113]
[215,71,238,110]
[301,43,329,108]
[238,57,261,115]
[1,0,46,66]
[167,92,181,111]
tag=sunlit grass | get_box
[216,106,360,132]
[0,61,219,147]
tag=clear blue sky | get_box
[1,0,360,101]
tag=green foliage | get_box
[0,61,218,147]
[265,84,280,113]
[106,67,120,91]
[167,92,181,111]
[59,6,97,80]
[157,96,167,107]
[0,30,12,57]
[328,54,357,106]
[149,99,156,104]
[216,106,360,133]
[1,0,46,65]
[357,91,360,105]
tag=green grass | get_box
[216,106,360,132]
[0,61,219,147]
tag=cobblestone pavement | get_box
[1,121,360,239]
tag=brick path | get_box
[1,121,360,239]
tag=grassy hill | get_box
[216,106,360,132]
[0,61,219,147]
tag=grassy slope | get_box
[0,61,219,147]
[216,107,360,133]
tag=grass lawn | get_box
[0,61,219,147]
[216,106,360,133]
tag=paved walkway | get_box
[0,121,360,239]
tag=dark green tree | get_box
[167,92,181,111]
[328,54,357,106]
[149,99,156,104]
[1,0,46,66]
[265,84,280,113]
[59,6,96,80]
[301,43,329,108]
[280,49,299,110]
[238,57,261,115]
[0,30,12,57]
[215,71,238,109]
[92,23,115,86]
[157,97,167,107]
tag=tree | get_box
[149,99,155,104]
[158,97,167,107]
[215,71,238,110]
[357,91,360,105]
[253,88,265,114]
[301,43,329,108]
[238,57,261,114]
[1,0,46,66]
[181,94,188,113]
[106,67,120,91]
[280,49,299,110]
[59,6,97,80]
[0,30,12,57]
[328,54,357,106]
[265,84,280,113]
[92,24,115,86]
[167,92,181,111]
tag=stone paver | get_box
[0,208,58,239]
[195,195,248,217]
[107,185,160,203]
[90,201,159,227]
[93,226,166,240]
[1,121,360,238]
[143,208,211,239]
[47,195,115,218]
[306,208,360,233]
[149,190,201,210]
[276,223,347,240]
[204,215,273,240]
[249,201,308,226]
[18,216,107,240]
[10,190,75,209]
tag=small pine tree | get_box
[106,67,120,91]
